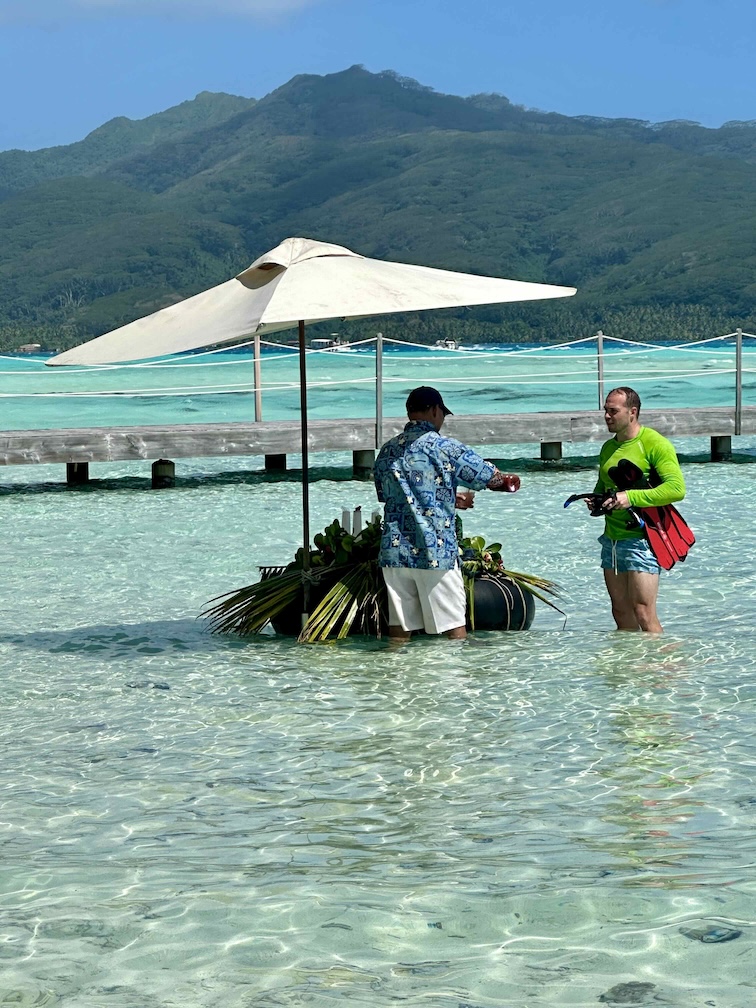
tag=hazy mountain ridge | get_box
[0,91,254,197]
[3,65,756,351]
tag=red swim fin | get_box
[636,504,695,570]
[666,505,696,548]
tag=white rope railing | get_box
[1,368,750,399]
[0,332,754,404]
[4,330,756,372]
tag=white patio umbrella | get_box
[47,237,576,611]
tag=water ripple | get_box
[1,465,755,1004]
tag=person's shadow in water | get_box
[0,617,276,657]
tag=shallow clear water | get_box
[1,457,756,1007]
[2,343,756,1006]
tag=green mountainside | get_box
[3,65,756,351]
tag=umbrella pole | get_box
[298,319,311,624]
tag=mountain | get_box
[2,65,756,351]
[0,91,254,197]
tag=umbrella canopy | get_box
[46,237,576,622]
[46,237,575,366]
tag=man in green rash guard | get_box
[594,386,686,633]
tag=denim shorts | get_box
[598,534,661,575]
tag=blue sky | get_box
[1,0,755,151]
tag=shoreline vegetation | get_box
[2,302,754,356]
[5,68,756,353]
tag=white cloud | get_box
[0,0,322,21]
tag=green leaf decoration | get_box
[298,561,384,643]
[203,567,304,636]
[203,515,563,640]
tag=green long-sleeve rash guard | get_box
[594,426,686,541]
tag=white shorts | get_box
[381,566,466,635]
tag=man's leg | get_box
[603,570,662,633]
[603,570,638,630]
[388,625,412,640]
[444,625,467,640]
[627,570,662,633]
[420,568,467,639]
[383,568,423,641]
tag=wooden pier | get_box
[1,406,754,485]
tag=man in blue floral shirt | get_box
[374,386,521,640]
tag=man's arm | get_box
[618,433,685,509]
[486,469,521,493]
[373,450,387,503]
[443,438,521,494]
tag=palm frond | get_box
[298,562,384,643]
[500,568,564,615]
[462,566,564,616]
[203,564,347,636]
[203,568,303,635]
[205,516,562,641]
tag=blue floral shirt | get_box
[374,421,496,570]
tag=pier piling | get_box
[540,442,563,462]
[66,462,89,487]
[265,454,287,472]
[710,436,732,461]
[151,459,175,488]
[353,450,375,479]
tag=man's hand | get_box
[487,471,521,493]
[455,490,475,509]
[586,491,615,515]
[607,490,630,510]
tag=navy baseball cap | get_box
[406,386,453,416]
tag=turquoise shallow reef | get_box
[1,341,755,1006]
[2,335,754,427]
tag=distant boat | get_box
[434,338,462,351]
[310,334,356,352]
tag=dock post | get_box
[375,331,384,448]
[66,462,89,486]
[735,328,743,436]
[540,441,563,462]
[152,458,175,488]
[596,330,605,409]
[253,331,263,422]
[353,450,375,479]
[711,436,732,461]
[265,454,287,472]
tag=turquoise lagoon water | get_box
[2,342,756,1006]
[1,335,754,428]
